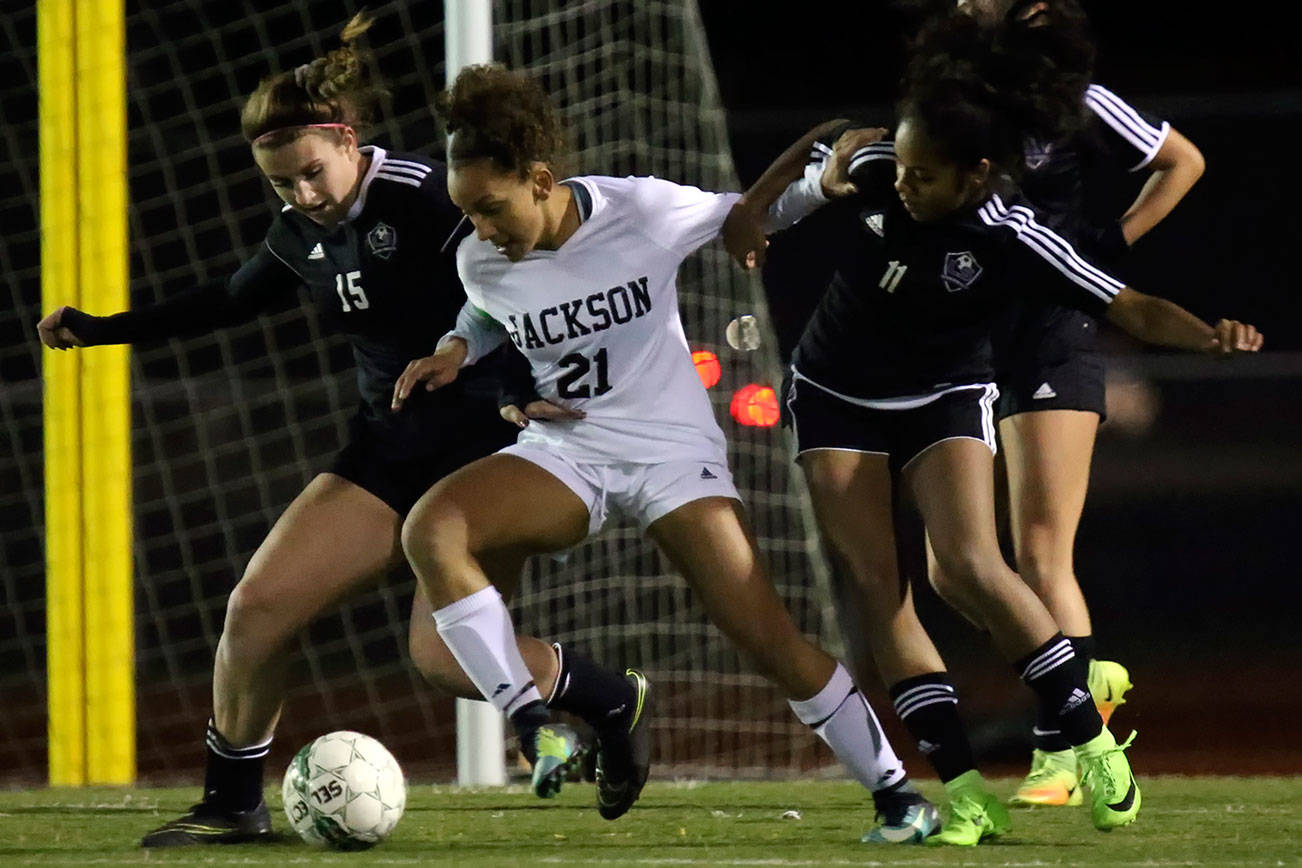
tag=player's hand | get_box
[721,198,770,270]
[1204,319,1264,356]
[391,341,467,411]
[821,127,889,198]
[37,306,87,349]
[499,399,586,429]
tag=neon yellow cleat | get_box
[1088,659,1132,726]
[1010,748,1083,807]
[925,770,1012,846]
[530,723,581,799]
[1077,729,1141,831]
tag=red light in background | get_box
[693,350,721,388]
[730,383,780,427]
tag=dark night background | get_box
[1,1,1298,783]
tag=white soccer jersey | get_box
[450,175,739,463]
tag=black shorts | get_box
[330,412,519,516]
[997,307,1106,420]
[785,372,999,473]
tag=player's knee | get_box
[220,578,294,663]
[400,499,468,577]
[929,550,1000,606]
[1014,538,1074,592]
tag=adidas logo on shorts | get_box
[699,467,717,480]
[1033,381,1057,400]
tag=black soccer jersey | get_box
[70,146,513,458]
[1021,83,1170,242]
[792,141,1124,399]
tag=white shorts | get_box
[499,443,740,536]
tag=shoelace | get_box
[1081,731,1137,798]
[1023,752,1075,786]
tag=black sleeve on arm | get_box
[493,344,542,410]
[984,199,1123,318]
[65,243,298,346]
[846,141,899,212]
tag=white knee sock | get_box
[788,663,907,792]
[432,586,542,717]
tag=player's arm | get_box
[391,300,509,410]
[37,244,294,349]
[721,119,850,268]
[724,123,890,268]
[1105,289,1261,355]
[1118,127,1204,245]
[989,199,1262,356]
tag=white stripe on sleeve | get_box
[1084,84,1171,172]
[978,195,1123,305]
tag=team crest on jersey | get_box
[942,251,982,292]
[1024,138,1055,170]
[367,221,398,260]
[861,210,885,237]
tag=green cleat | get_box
[1076,729,1141,831]
[1088,659,1133,726]
[1010,748,1083,807]
[594,669,653,820]
[925,770,1011,846]
[530,723,581,799]
[862,787,940,843]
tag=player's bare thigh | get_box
[401,454,590,606]
[999,409,1099,546]
[226,472,405,640]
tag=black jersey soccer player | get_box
[723,17,1261,847]
[388,63,941,842]
[951,0,1209,808]
[36,13,634,847]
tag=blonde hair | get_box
[240,11,386,146]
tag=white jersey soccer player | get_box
[451,175,733,466]
[441,175,749,534]
[397,63,940,841]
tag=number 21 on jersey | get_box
[557,348,612,399]
[335,270,370,311]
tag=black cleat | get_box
[595,669,653,820]
[140,800,273,847]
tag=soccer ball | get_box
[282,730,406,849]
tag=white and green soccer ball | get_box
[282,730,406,849]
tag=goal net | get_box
[2,0,842,784]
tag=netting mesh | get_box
[1,0,840,784]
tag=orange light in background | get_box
[730,383,780,427]
[692,350,721,388]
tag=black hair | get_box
[899,5,1093,174]
[435,64,568,178]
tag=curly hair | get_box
[900,4,1094,174]
[240,11,387,146]
[435,64,568,178]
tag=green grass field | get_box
[2,777,1298,867]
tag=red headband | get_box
[252,122,353,147]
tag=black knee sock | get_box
[889,673,976,783]
[510,700,552,765]
[1017,633,1102,747]
[1032,634,1097,751]
[1068,634,1096,662]
[546,643,636,732]
[203,720,270,812]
